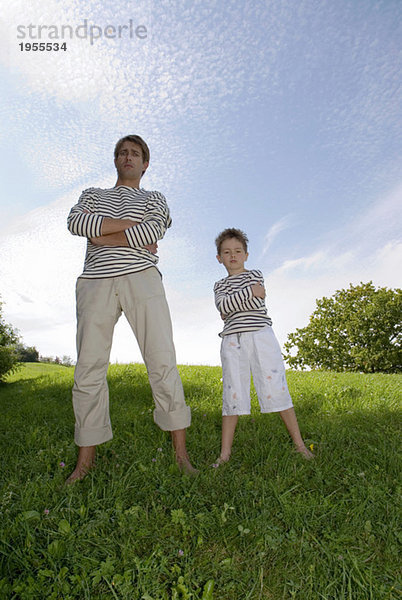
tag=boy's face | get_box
[217,237,248,276]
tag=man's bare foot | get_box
[212,455,230,468]
[66,445,96,484]
[176,456,199,475]
[295,445,314,460]
[171,429,198,475]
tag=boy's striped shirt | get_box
[67,186,171,278]
[214,269,272,337]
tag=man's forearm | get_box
[100,218,139,236]
[91,231,129,247]
[90,233,158,254]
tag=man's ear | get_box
[245,252,249,262]
[142,161,149,175]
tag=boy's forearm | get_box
[216,286,255,315]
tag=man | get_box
[66,135,196,482]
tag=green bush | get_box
[0,297,20,381]
[15,343,40,363]
[284,282,402,373]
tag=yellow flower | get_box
[309,443,314,452]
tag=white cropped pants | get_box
[220,325,293,416]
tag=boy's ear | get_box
[216,254,222,263]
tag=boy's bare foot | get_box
[176,456,199,475]
[212,455,230,468]
[295,445,314,460]
[66,445,96,484]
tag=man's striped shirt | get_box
[214,269,272,337]
[67,186,171,278]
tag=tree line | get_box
[1,282,401,381]
[0,296,74,380]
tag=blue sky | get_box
[0,0,401,365]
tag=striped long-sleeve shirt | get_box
[214,269,272,337]
[67,186,172,278]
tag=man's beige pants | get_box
[72,267,191,446]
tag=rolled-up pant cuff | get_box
[74,425,113,447]
[153,405,191,431]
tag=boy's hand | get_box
[251,283,266,298]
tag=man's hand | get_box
[251,283,266,299]
[144,242,158,254]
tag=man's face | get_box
[217,237,248,275]
[114,141,149,181]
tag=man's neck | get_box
[115,176,142,188]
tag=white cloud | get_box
[261,216,291,256]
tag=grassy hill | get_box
[0,363,400,599]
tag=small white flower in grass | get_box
[178,549,184,556]
[157,447,163,452]
[212,463,219,468]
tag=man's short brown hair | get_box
[215,228,249,254]
[114,135,150,163]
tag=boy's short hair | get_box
[215,228,249,254]
[114,135,150,164]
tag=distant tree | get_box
[284,282,402,373]
[39,354,75,366]
[61,355,74,367]
[39,356,53,363]
[15,344,40,363]
[0,298,20,381]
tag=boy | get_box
[213,228,313,465]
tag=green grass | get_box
[0,363,401,599]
